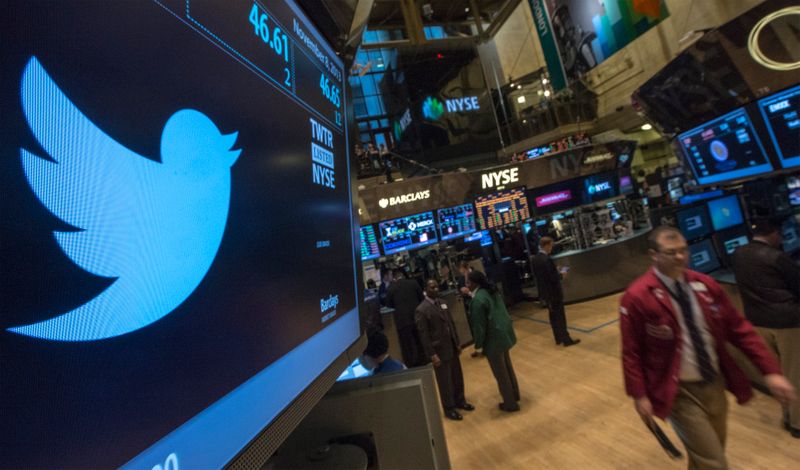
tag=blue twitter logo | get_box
[8,57,241,341]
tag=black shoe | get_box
[445,410,463,420]
[471,350,483,358]
[456,402,475,411]
[563,339,581,347]
[498,402,520,412]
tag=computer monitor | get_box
[582,172,618,204]
[783,218,800,254]
[758,84,800,169]
[361,225,382,260]
[679,189,724,205]
[677,107,772,186]
[714,225,750,265]
[2,1,361,467]
[474,188,531,230]
[379,211,439,255]
[676,205,712,241]
[707,195,745,231]
[437,203,476,241]
[688,239,721,274]
[788,176,800,207]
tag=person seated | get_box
[360,331,406,375]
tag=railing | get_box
[500,100,597,146]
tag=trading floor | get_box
[443,294,800,470]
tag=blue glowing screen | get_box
[707,195,744,232]
[758,84,800,169]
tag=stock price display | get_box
[475,189,531,230]
[379,212,438,255]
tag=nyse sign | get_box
[481,167,519,189]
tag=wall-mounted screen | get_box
[437,203,476,241]
[707,195,744,231]
[360,225,381,260]
[463,230,485,243]
[689,239,721,274]
[619,174,634,195]
[474,188,531,230]
[678,107,772,185]
[1,0,358,467]
[379,212,438,255]
[676,205,712,241]
[582,172,618,203]
[758,84,800,169]
[528,179,581,216]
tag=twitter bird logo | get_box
[8,57,241,341]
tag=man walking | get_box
[732,217,800,438]
[386,269,424,366]
[532,237,580,346]
[620,226,795,469]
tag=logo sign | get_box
[380,190,431,208]
[583,152,614,165]
[320,294,339,313]
[587,181,612,195]
[422,96,444,121]
[423,95,480,121]
[310,117,335,189]
[445,96,480,113]
[536,190,572,207]
[481,167,519,189]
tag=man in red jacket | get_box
[620,226,795,469]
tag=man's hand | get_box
[765,374,797,406]
[634,396,655,426]
[431,354,442,367]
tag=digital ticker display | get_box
[758,84,800,169]
[360,225,381,260]
[437,203,476,241]
[1,1,358,468]
[379,211,439,254]
[475,188,531,230]
[678,108,772,185]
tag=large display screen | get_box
[1,1,358,468]
[360,225,381,260]
[437,203,476,241]
[474,188,531,230]
[676,205,712,241]
[707,195,744,231]
[528,179,581,216]
[678,107,772,185]
[379,211,438,254]
[758,84,800,169]
[582,172,619,203]
[689,239,721,274]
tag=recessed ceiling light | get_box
[542,78,549,84]
[517,84,522,89]
[641,123,653,131]
[517,96,526,103]
[543,90,551,97]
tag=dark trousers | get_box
[548,298,571,344]
[433,356,466,410]
[486,350,520,406]
[397,325,421,367]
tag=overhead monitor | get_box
[707,195,744,231]
[437,203,476,241]
[1,0,360,468]
[474,188,531,230]
[582,172,619,203]
[758,84,800,169]
[688,239,721,274]
[379,211,438,255]
[677,107,772,186]
[528,179,580,216]
[360,225,381,260]
[676,205,712,241]
[619,174,634,195]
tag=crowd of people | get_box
[354,141,394,182]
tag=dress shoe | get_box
[445,410,463,421]
[562,338,581,347]
[471,350,483,358]
[785,420,800,438]
[456,402,475,411]
[498,402,520,412]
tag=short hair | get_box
[539,236,554,248]
[751,217,783,236]
[363,331,389,358]
[648,225,684,251]
[392,268,405,279]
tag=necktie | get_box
[673,282,716,382]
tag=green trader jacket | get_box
[469,288,517,357]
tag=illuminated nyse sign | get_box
[378,190,431,208]
[423,95,480,121]
[587,181,612,194]
[481,167,519,189]
[310,117,335,189]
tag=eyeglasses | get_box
[657,247,690,257]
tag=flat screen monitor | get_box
[1,0,360,467]
[619,174,634,195]
[360,225,381,260]
[783,218,800,254]
[788,176,800,207]
[437,203,476,241]
[707,195,744,231]
[480,231,494,246]
[474,188,531,230]
[758,84,800,169]
[689,239,721,274]
[582,172,618,203]
[528,179,580,216]
[463,230,484,243]
[715,226,750,263]
[677,107,772,185]
[676,205,712,241]
[379,211,439,255]
[679,189,724,205]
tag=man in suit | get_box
[532,237,580,346]
[415,279,474,420]
[621,226,795,469]
[386,269,424,366]
[732,217,800,438]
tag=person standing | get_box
[620,226,796,469]
[532,237,580,347]
[416,280,474,420]
[466,270,520,412]
[732,218,800,438]
[386,269,424,366]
